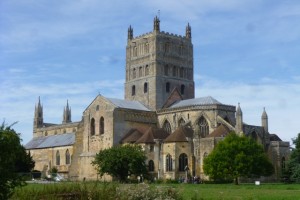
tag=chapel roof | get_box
[164,126,193,143]
[25,133,75,149]
[169,96,222,109]
[136,127,169,144]
[120,128,144,143]
[269,134,282,141]
[207,124,231,138]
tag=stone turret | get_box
[153,16,160,32]
[128,25,133,40]
[63,100,72,124]
[33,97,43,131]
[235,103,243,135]
[261,107,268,133]
[186,23,191,39]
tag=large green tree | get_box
[0,122,35,199]
[92,144,147,182]
[203,133,274,184]
[286,133,300,182]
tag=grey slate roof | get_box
[25,133,75,149]
[107,98,150,111]
[170,96,222,109]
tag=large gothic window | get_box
[198,117,209,138]
[163,120,171,134]
[90,118,95,136]
[65,149,71,165]
[100,117,104,134]
[56,150,60,166]
[148,160,154,172]
[178,118,185,127]
[179,153,188,171]
[166,154,173,171]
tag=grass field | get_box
[11,182,300,200]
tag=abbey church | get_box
[25,17,290,181]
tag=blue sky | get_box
[1,0,299,144]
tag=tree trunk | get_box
[234,177,239,185]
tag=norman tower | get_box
[124,16,194,110]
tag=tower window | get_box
[144,82,148,93]
[181,84,185,95]
[132,85,136,96]
[132,68,136,79]
[90,118,95,136]
[164,65,169,76]
[166,82,170,93]
[139,67,143,77]
[145,65,149,76]
[100,117,104,134]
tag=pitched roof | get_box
[207,124,231,138]
[120,128,143,143]
[107,98,150,111]
[164,126,193,143]
[169,96,222,109]
[269,134,282,141]
[162,87,183,108]
[136,127,169,144]
[25,133,75,149]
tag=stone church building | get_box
[25,17,290,181]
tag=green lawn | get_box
[11,182,300,200]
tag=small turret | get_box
[261,107,268,133]
[128,25,133,40]
[235,103,243,135]
[34,96,43,130]
[153,16,160,32]
[186,23,191,39]
[63,100,72,124]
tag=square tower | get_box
[125,17,194,110]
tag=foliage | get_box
[12,182,182,200]
[92,144,148,182]
[203,133,274,184]
[0,122,35,199]
[286,133,300,182]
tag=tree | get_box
[203,133,274,184]
[0,122,35,199]
[286,133,300,182]
[92,144,147,182]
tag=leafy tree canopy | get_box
[0,122,35,199]
[203,133,274,184]
[92,144,147,182]
[286,133,300,182]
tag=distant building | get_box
[25,17,290,181]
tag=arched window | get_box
[181,84,185,95]
[166,82,170,93]
[144,82,148,93]
[198,117,209,138]
[139,67,143,77]
[166,154,172,171]
[132,85,136,96]
[164,65,169,76]
[56,150,60,166]
[65,149,71,165]
[90,118,95,136]
[178,118,185,127]
[179,153,188,171]
[163,120,171,134]
[132,68,136,79]
[145,65,149,76]
[148,160,154,172]
[100,117,104,134]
